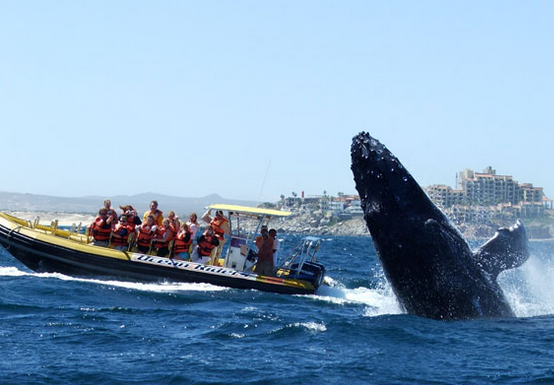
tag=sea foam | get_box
[0,266,227,293]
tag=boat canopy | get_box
[207,204,291,218]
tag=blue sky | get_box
[1,1,553,202]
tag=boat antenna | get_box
[257,159,271,206]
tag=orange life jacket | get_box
[168,219,179,233]
[174,231,193,254]
[197,234,218,256]
[137,225,155,248]
[152,226,174,248]
[150,210,163,226]
[91,218,112,242]
[125,215,138,229]
[210,216,229,239]
[111,224,134,247]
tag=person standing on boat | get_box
[202,209,229,258]
[254,225,274,276]
[173,223,193,261]
[186,212,199,242]
[143,200,164,227]
[269,228,280,266]
[136,214,158,253]
[103,199,119,225]
[110,215,135,251]
[194,226,220,264]
[90,208,115,247]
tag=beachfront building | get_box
[329,200,345,215]
[521,183,545,204]
[426,185,466,208]
[344,200,364,216]
[457,167,521,205]
[277,193,364,220]
[425,166,550,222]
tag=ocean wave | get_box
[292,321,327,332]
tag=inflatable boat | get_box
[0,205,325,295]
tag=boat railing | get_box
[277,237,321,279]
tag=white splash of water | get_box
[0,266,29,277]
[0,266,227,293]
[501,253,554,318]
[292,321,327,332]
[317,252,554,319]
[310,276,403,316]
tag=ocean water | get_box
[1,236,553,385]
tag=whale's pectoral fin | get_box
[473,220,529,279]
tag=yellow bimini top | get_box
[207,204,291,218]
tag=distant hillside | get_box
[0,191,258,216]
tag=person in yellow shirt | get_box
[143,200,164,227]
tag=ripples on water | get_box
[1,236,553,385]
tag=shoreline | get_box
[3,210,553,241]
[5,211,96,227]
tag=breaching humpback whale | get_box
[351,132,529,320]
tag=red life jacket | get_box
[152,226,174,248]
[91,218,112,242]
[197,234,218,256]
[126,215,138,230]
[111,224,134,247]
[168,219,179,234]
[174,231,193,254]
[137,225,155,248]
[210,216,228,239]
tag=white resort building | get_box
[425,167,553,222]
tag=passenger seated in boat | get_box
[152,218,175,257]
[119,205,142,227]
[167,210,180,233]
[143,200,164,227]
[202,209,229,258]
[173,223,193,261]
[111,215,135,251]
[193,226,220,264]
[90,208,115,247]
[136,214,157,254]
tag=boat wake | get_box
[0,265,228,293]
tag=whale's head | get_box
[350,132,450,237]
